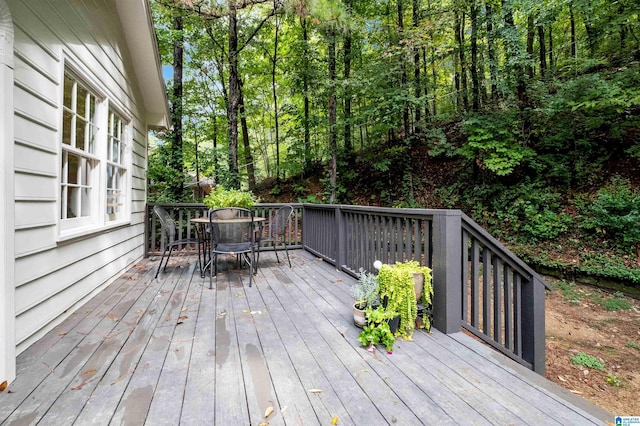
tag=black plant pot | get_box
[386,316,400,334]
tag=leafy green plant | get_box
[606,374,621,387]
[377,261,433,338]
[353,268,379,309]
[458,113,535,176]
[203,186,260,209]
[570,352,605,371]
[578,177,640,250]
[358,306,396,352]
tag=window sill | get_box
[57,219,132,244]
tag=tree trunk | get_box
[328,28,338,203]
[486,0,498,106]
[470,0,479,111]
[398,0,410,137]
[538,24,546,78]
[453,11,462,111]
[301,17,311,175]
[548,24,554,71]
[227,2,241,189]
[238,81,256,190]
[170,14,184,201]
[272,12,281,183]
[413,0,421,125]
[570,4,577,58]
[343,23,353,158]
[526,15,534,78]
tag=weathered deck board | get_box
[0,250,612,426]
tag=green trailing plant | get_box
[357,306,396,352]
[377,261,433,339]
[203,186,260,210]
[353,268,379,309]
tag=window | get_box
[106,109,127,221]
[60,68,130,235]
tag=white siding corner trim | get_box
[0,0,16,385]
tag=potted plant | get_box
[203,186,260,218]
[352,268,379,328]
[377,260,433,338]
[357,305,396,353]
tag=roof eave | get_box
[114,0,170,130]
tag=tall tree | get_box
[170,13,185,200]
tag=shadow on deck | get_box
[0,251,611,425]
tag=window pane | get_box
[81,187,92,217]
[67,187,79,219]
[64,76,74,110]
[77,86,88,117]
[67,154,79,185]
[75,117,86,151]
[62,110,73,145]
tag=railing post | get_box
[335,205,346,272]
[432,210,463,334]
[522,276,546,375]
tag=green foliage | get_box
[377,261,433,339]
[606,374,621,387]
[625,342,640,350]
[203,186,260,209]
[570,352,606,371]
[353,268,379,308]
[458,114,535,176]
[601,295,633,312]
[555,281,583,306]
[357,306,396,352]
[578,177,640,249]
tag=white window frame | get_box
[105,105,131,223]
[59,60,132,239]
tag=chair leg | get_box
[283,242,291,268]
[274,243,281,264]
[155,248,168,279]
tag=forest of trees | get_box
[147,0,640,286]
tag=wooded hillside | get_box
[148,0,640,289]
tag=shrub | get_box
[578,177,640,249]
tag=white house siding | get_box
[0,0,16,385]
[9,0,153,354]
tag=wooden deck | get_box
[0,250,611,425]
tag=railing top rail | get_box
[303,203,454,218]
[460,211,551,290]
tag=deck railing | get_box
[302,204,549,375]
[145,203,303,257]
[145,202,548,374]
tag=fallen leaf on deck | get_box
[0,381,7,391]
[264,406,274,418]
[335,279,343,283]
[332,416,339,424]
[178,316,188,321]
[308,388,323,394]
[181,307,188,312]
[243,309,251,313]
[258,423,269,426]
[281,406,288,416]
[82,369,96,376]
[59,332,67,336]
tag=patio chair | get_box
[206,207,256,288]
[154,205,202,279]
[256,204,294,269]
